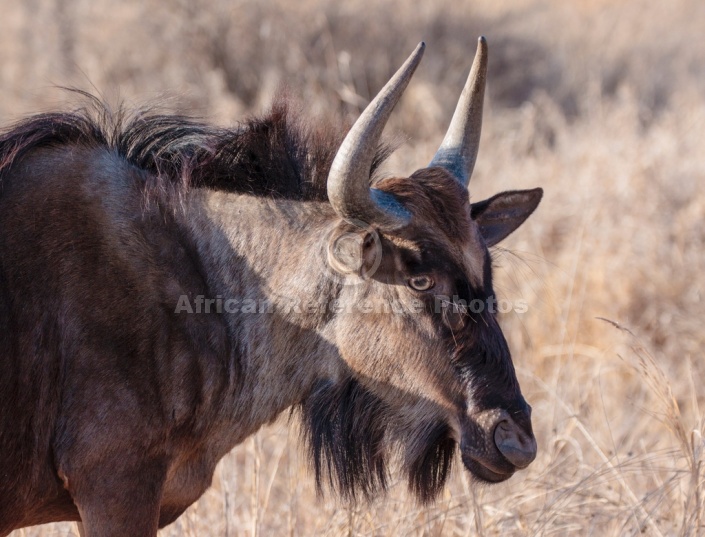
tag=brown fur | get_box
[0,94,539,536]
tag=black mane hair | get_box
[0,91,394,202]
[300,377,457,504]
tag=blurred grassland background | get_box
[3,0,705,535]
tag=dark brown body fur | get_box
[0,100,344,533]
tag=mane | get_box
[0,91,394,202]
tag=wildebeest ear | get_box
[327,226,380,279]
[471,188,543,247]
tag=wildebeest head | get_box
[303,39,541,502]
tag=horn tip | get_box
[475,36,488,62]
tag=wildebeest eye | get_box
[408,275,434,291]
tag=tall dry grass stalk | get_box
[2,0,704,534]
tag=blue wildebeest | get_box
[0,38,541,536]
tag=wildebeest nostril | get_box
[494,418,537,469]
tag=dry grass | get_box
[3,0,705,535]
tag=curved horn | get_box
[429,36,488,186]
[327,42,425,229]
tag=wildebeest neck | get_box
[181,189,341,440]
